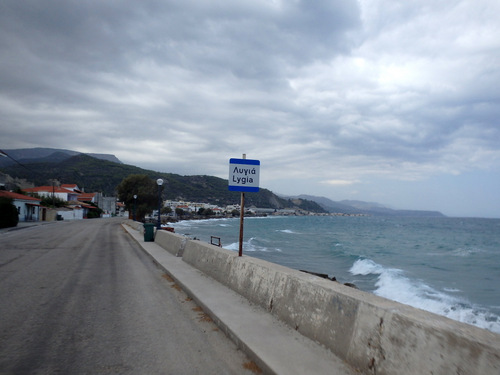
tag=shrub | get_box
[86,203,103,219]
[0,198,19,228]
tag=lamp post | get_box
[156,179,163,230]
[133,194,137,221]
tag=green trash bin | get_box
[143,223,155,242]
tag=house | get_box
[0,190,41,222]
[22,183,118,220]
[77,192,97,203]
[23,186,80,202]
[100,196,116,216]
[212,207,224,216]
[116,202,126,217]
[61,184,83,193]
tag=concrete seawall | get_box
[143,223,500,375]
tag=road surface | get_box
[0,218,257,374]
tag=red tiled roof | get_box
[23,186,76,194]
[23,186,51,192]
[77,193,96,201]
[0,190,41,201]
[61,184,83,193]
[69,203,96,209]
[80,204,97,209]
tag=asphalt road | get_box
[0,218,256,375]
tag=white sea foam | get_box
[349,259,500,333]
[246,215,282,220]
[170,218,233,230]
[225,242,239,251]
[226,237,270,252]
[349,258,386,275]
[450,247,483,257]
[276,229,297,234]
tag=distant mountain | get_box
[339,200,389,210]
[0,148,122,167]
[1,148,444,216]
[295,195,445,217]
[293,195,363,214]
[0,150,325,212]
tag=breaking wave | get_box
[349,259,500,333]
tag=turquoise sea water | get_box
[169,215,500,333]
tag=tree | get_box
[161,206,172,215]
[116,174,158,220]
[0,197,19,228]
[40,195,66,208]
[86,203,103,219]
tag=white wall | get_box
[57,208,84,220]
[13,200,40,222]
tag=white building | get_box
[0,190,41,222]
[23,185,80,201]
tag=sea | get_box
[168,215,500,334]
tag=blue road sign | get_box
[228,158,260,192]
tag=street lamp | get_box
[156,179,163,230]
[133,194,137,221]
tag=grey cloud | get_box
[1,0,499,217]
[0,0,361,113]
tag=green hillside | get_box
[1,153,325,212]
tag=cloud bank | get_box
[1,0,499,217]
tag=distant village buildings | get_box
[1,180,362,227]
[159,200,322,219]
[8,183,120,222]
[156,199,365,220]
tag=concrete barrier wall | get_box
[154,229,187,256]
[126,220,144,232]
[146,225,500,375]
[124,220,187,256]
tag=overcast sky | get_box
[1,0,499,217]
